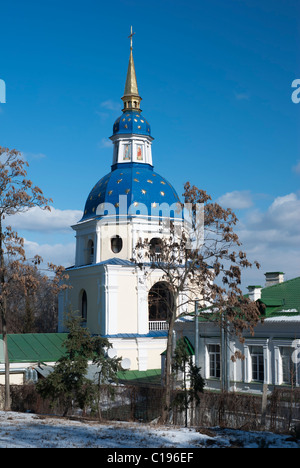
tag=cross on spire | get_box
[122,25,142,112]
[128,26,135,50]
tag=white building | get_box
[58,33,185,371]
[176,273,300,394]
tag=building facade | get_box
[176,273,300,394]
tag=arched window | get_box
[111,235,123,254]
[87,239,94,264]
[150,238,162,260]
[81,290,87,322]
[148,282,174,323]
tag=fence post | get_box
[260,383,268,428]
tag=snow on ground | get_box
[0,411,298,448]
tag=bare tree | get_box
[133,182,261,422]
[3,257,69,334]
[0,146,68,410]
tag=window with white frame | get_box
[250,346,264,382]
[208,344,221,379]
[280,347,296,386]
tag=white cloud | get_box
[24,239,75,268]
[23,152,47,161]
[100,99,121,112]
[243,193,300,237]
[293,161,300,174]
[4,206,83,233]
[234,92,250,101]
[235,193,300,289]
[98,138,112,149]
[217,190,253,210]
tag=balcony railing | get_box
[149,321,169,331]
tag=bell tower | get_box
[58,27,182,372]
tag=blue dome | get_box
[81,163,182,221]
[113,111,151,137]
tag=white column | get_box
[137,268,148,335]
[96,226,101,263]
[274,346,282,386]
[106,268,119,335]
[244,345,252,383]
[136,339,148,371]
[263,342,270,384]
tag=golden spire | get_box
[122,26,142,112]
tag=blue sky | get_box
[0,0,299,290]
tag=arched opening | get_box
[148,282,174,331]
[87,239,94,264]
[80,290,87,322]
[111,235,123,254]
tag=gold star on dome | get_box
[141,189,146,194]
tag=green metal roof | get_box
[117,369,161,385]
[185,277,300,323]
[0,333,68,364]
[259,277,300,317]
[161,336,195,357]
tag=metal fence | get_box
[2,384,300,434]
